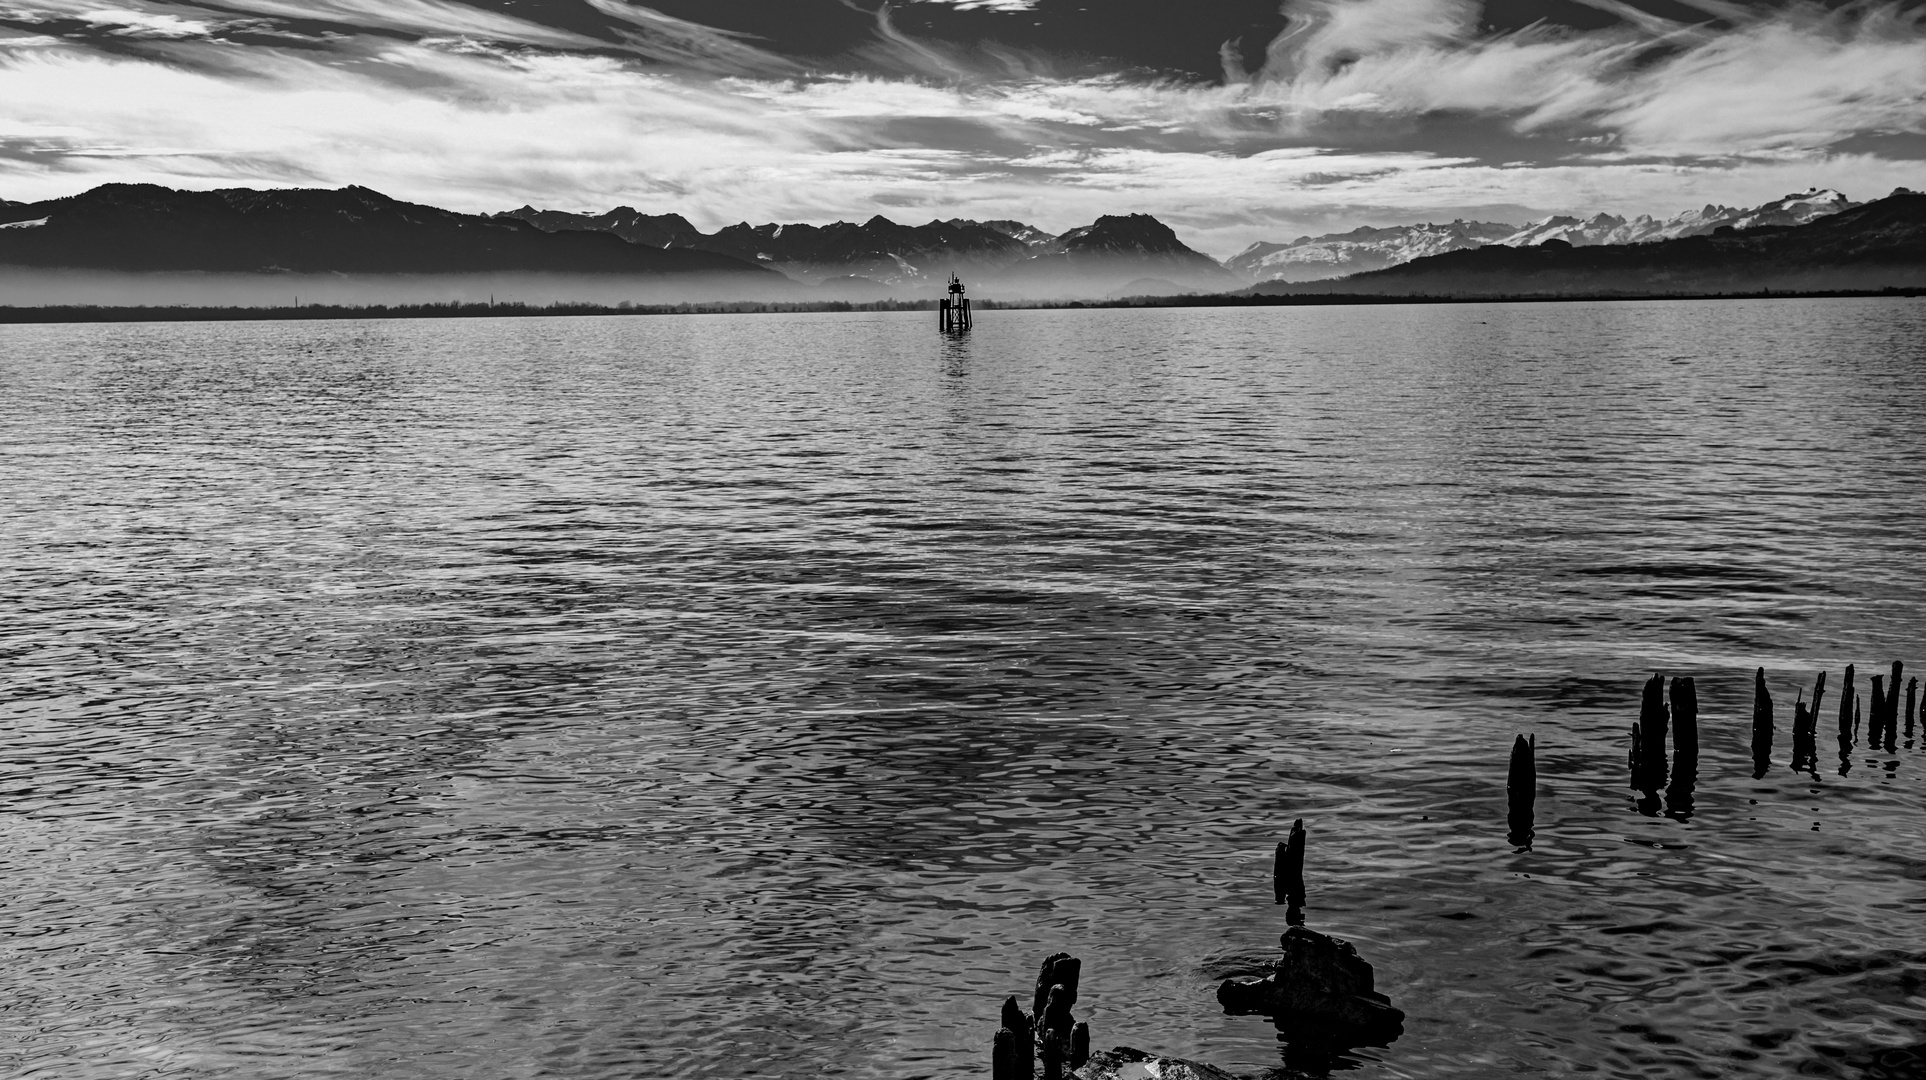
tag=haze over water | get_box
[2,300,1924,1080]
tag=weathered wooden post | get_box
[1506,735,1535,849]
[1907,676,1918,741]
[1792,688,1815,774]
[1872,674,1895,752]
[1665,676,1698,818]
[1837,663,1857,744]
[1751,668,1774,779]
[1670,676,1698,758]
[1630,673,1668,796]
[1885,662,1904,749]
[994,996,1033,1080]
[1276,819,1307,924]
[997,954,1089,1080]
[993,1026,1023,1080]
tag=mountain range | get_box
[1246,188,1926,298]
[0,184,772,279]
[1228,189,1862,284]
[500,205,1239,297]
[0,182,1917,306]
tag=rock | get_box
[1074,1047,1246,1080]
[1215,926,1405,1043]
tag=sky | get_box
[2,0,1925,256]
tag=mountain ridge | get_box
[1244,188,1926,298]
[0,184,777,278]
[1230,189,1866,284]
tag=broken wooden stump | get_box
[1033,953,1081,1022]
[1664,676,1698,819]
[995,996,1034,1080]
[1275,819,1306,923]
[993,1026,1026,1080]
[991,952,1087,1080]
[1751,667,1774,779]
[1792,670,1825,774]
[1838,663,1857,745]
[1884,662,1903,750]
[1630,673,1669,795]
[1506,734,1535,849]
[1670,676,1698,759]
[1216,925,1406,1044]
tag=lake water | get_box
[2,300,1924,1080]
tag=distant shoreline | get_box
[0,287,1921,324]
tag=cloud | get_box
[79,8,215,38]
[0,0,1923,259]
[1250,0,1926,156]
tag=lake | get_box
[2,299,1924,1079]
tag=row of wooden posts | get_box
[1504,661,1917,841]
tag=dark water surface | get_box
[3,300,1925,1079]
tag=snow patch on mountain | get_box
[1497,189,1859,248]
[1227,221,1517,283]
[1232,189,1861,283]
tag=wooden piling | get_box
[1277,819,1306,918]
[1907,676,1918,740]
[1000,996,1032,1048]
[1071,1022,1090,1069]
[1631,674,1668,792]
[1837,664,1856,744]
[1750,668,1773,778]
[1792,686,1815,774]
[1670,676,1699,759]
[1032,954,1079,1021]
[993,1027,1022,1080]
[1506,734,1535,848]
[1887,662,1904,748]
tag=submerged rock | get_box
[1074,1047,1245,1080]
[1215,925,1405,1043]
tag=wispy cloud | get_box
[1249,0,1926,156]
[0,0,1922,254]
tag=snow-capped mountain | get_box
[964,219,1057,249]
[1232,189,1862,283]
[1496,189,1859,248]
[1227,221,1517,283]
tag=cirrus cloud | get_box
[0,0,1922,255]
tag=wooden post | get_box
[1750,668,1773,779]
[998,995,1033,1078]
[1907,676,1918,740]
[1871,675,1889,751]
[1670,676,1698,759]
[1632,674,1668,792]
[993,1028,1021,1080]
[1277,819,1306,922]
[1887,662,1904,749]
[1666,678,1698,820]
[1837,664,1856,744]
[1032,954,1079,1021]
[1792,686,1815,774]
[1070,1022,1089,1069]
[1506,735,1535,848]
